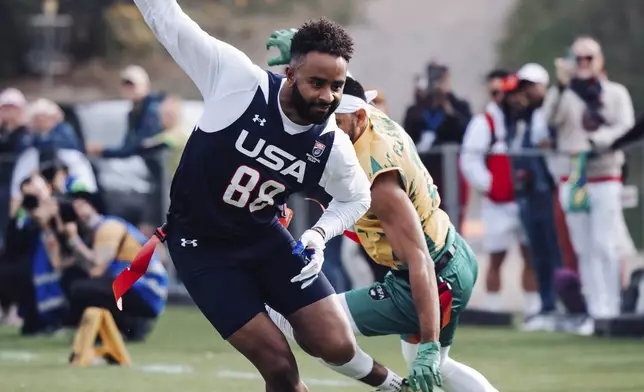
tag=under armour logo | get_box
[253,114,266,126]
[181,238,198,247]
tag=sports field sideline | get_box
[1,306,643,392]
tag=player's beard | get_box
[291,82,339,125]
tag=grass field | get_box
[1,306,644,392]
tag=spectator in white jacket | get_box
[460,74,539,315]
[544,37,634,325]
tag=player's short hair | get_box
[343,76,367,101]
[291,18,354,63]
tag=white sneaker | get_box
[575,316,595,336]
[521,313,557,332]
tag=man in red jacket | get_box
[459,74,539,317]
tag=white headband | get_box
[335,90,379,114]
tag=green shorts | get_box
[343,231,478,347]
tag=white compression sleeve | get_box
[440,347,499,392]
[400,339,419,370]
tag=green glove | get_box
[266,28,298,67]
[409,341,442,392]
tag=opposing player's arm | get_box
[315,130,371,240]
[370,170,441,343]
[132,0,258,100]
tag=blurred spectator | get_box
[544,37,635,327]
[63,190,168,341]
[460,74,539,315]
[513,63,562,330]
[404,63,472,227]
[368,88,388,114]
[404,63,472,151]
[140,95,190,184]
[486,69,510,105]
[0,88,28,245]
[0,174,67,335]
[21,98,82,153]
[10,147,97,219]
[86,65,165,158]
[86,65,167,228]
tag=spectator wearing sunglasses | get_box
[544,36,634,333]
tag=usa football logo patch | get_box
[312,141,326,158]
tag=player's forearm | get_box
[314,193,370,240]
[408,253,441,343]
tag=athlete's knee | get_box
[310,333,356,365]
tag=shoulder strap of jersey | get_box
[266,70,284,108]
[483,112,497,146]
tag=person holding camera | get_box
[404,63,472,229]
[62,189,168,341]
[544,37,635,332]
[0,173,69,335]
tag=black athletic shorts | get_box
[166,219,334,339]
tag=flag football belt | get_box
[391,243,456,280]
[112,223,167,310]
[391,243,456,335]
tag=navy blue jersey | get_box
[169,72,335,238]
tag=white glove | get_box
[291,228,326,289]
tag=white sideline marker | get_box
[0,350,38,362]
[218,370,361,387]
[138,364,194,374]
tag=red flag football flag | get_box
[112,225,166,310]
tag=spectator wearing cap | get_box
[20,98,82,153]
[86,65,165,159]
[544,37,634,327]
[512,63,563,331]
[0,89,28,242]
[86,65,167,229]
[460,74,539,316]
[0,89,28,324]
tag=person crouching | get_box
[62,189,168,341]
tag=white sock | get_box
[441,351,498,392]
[320,345,373,379]
[523,292,541,316]
[485,292,501,311]
[376,370,405,391]
[400,340,419,370]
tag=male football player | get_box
[266,33,498,391]
[129,2,407,391]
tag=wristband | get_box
[311,226,326,242]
